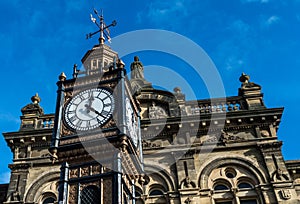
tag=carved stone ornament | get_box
[148,102,167,119]
[69,184,78,203]
[142,140,161,149]
[272,168,289,182]
[182,177,196,189]
[200,135,218,144]
[6,191,21,202]
[61,124,75,136]
[261,130,270,137]
[69,168,79,179]
[280,189,291,200]
[221,130,245,143]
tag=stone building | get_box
[1,35,300,204]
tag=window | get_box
[238,182,253,189]
[80,185,101,204]
[215,201,232,204]
[240,200,257,204]
[42,197,56,204]
[149,189,164,196]
[225,168,237,179]
[209,166,260,204]
[214,184,230,191]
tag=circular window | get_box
[225,168,237,179]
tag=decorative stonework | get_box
[280,189,291,200]
[148,102,168,119]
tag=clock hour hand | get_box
[84,104,103,117]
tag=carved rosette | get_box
[69,168,79,179]
[80,166,90,177]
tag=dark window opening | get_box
[43,197,56,204]
[240,200,257,204]
[80,185,101,204]
[238,182,253,189]
[149,189,164,196]
[214,184,230,191]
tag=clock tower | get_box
[49,11,143,204]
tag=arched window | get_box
[80,185,101,204]
[214,184,230,191]
[213,179,231,191]
[149,189,164,196]
[42,197,56,204]
[238,182,253,189]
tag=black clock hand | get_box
[84,104,105,118]
[86,94,95,113]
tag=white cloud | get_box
[0,172,11,183]
[228,20,250,34]
[137,0,190,28]
[266,15,280,25]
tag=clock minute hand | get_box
[86,94,95,113]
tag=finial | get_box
[86,9,117,44]
[174,87,182,93]
[31,93,41,104]
[59,72,67,81]
[73,64,79,78]
[239,72,250,83]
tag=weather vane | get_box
[86,9,117,44]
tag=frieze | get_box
[148,102,168,119]
[91,164,101,175]
[59,130,118,145]
[220,130,245,144]
[137,93,174,103]
[200,135,218,144]
[142,140,161,149]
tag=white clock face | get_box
[126,98,138,146]
[64,88,114,131]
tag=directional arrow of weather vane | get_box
[86,9,117,44]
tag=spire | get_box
[86,9,117,45]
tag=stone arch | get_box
[144,164,175,193]
[198,155,267,189]
[24,169,60,203]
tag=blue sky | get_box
[0,0,300,183]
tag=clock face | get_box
[64,88,114,131]
[125,98,138,146]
